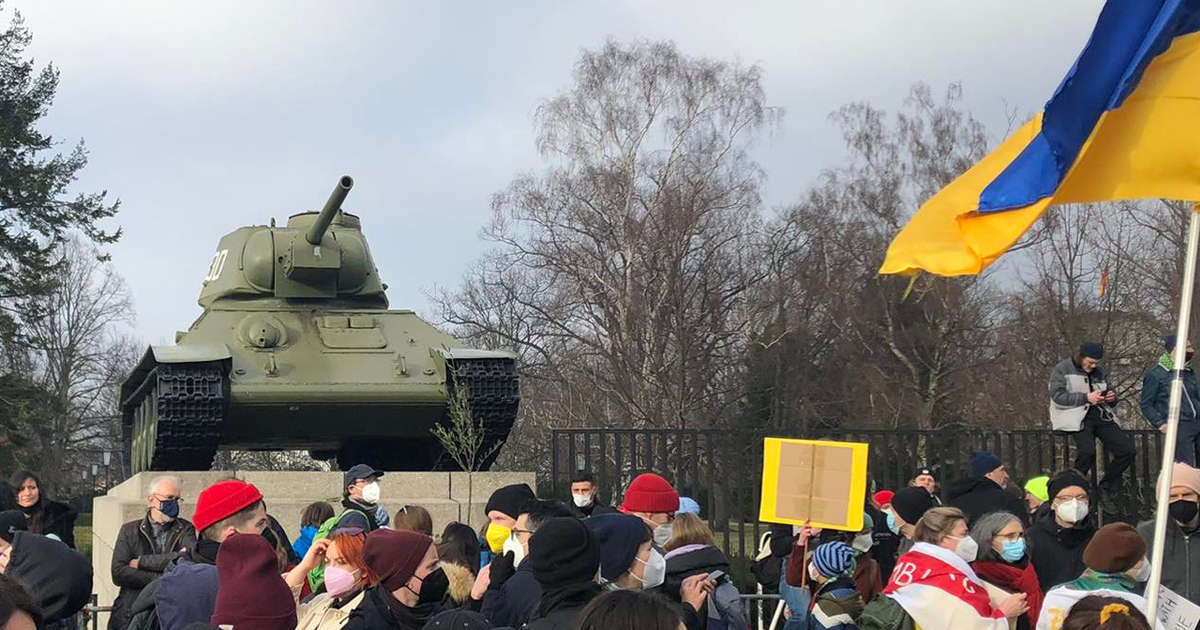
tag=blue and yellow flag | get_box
[882,0,1200,277]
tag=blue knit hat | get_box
[678,497,701,515]
[812,542,855,578]
[969,451,1003,478]
[585,513,649,581]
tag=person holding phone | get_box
[1048,342,1135,497]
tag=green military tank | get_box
[119,176,519,473]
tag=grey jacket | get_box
[1138,519,1200,603]
[1049,358,1111,431]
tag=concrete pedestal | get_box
[92,470,532,628]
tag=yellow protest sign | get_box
[758,437,869,531]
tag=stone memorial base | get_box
[91,470,533,628]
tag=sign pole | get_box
[1145,202,1200,618]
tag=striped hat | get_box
[812,541,855,579]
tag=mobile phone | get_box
[707,570,726,583]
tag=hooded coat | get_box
[6,531,93,626]
[440,562,475,608]
[1027,504,1096,590]
[945,477,1027,527]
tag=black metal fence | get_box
[548,427,1166,589]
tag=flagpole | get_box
[1145,201,1200,619]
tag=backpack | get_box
[706,580,749,630]
[750,531,782,592]
[858,595,914,630]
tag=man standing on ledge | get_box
[1049,342,1135,496]
[1140,334,1200,465]
[343,464,389,530]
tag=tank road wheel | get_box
[123,362,228,473]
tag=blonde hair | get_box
[664,513,715,552]
[913,507,967,544]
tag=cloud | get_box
[11,0,1104,342]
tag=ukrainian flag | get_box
[881,0,1200,277]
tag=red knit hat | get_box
[620,473,680,514]
[364,528,434,591]
[211,534,297,630]
[192,480,264,534]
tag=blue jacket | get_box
[293,525,318,560]
[1140,362,1200,427]
[155,558,218,630]
[480,562,541,628]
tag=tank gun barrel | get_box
[306,175,354,245]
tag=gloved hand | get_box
[488,551,517,589]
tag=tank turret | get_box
[120,176,520,473]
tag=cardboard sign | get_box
[758,437,869,531]
[1157,585,1200,630]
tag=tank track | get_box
[443,356,520,470]
[124,362,227,472]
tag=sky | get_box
[11,0,1105,345]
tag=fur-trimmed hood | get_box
[441,561,476,605]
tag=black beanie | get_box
[891,486,936,525]
[0,511,27,544]
[586,513,649,581]
[528,517,601,586]
[1047,470,1092,502]
[484,484,537,520]
[1079,342,1104,360]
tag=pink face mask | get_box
[324,566,359,597]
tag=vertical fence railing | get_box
[549,427,1163,590]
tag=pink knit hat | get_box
[1161,462,1200,496]
[619,473,680,513]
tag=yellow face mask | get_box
[486,523,511,554]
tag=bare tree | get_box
[431,372,500,508]
[17,236,137,494]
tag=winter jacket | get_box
[783,576,865,630]
[342,497,389,530]
[296,590,366,630]
[858,595,915,630]
[868,507,900,583]
[663,544,748,630]
[1049,358,1112,432]
[110,513,197,630]
[1027,504,1096,590]
[945,477,1028,527]
[1138,518,1200,603]
[523,583,603,630]
[25,500,78,548]
[7,531,93,625]
[566,500,615,519]
[1140,359,1200,427]
[154,544,220,630]
[294,525,320,560]
[441,562,476,608]
[479,560,540,628]
[343,587,439,630]
[854,555,884,605]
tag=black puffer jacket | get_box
[7,531,93,626]
[1027,503,1096,590]
[945,477,1027,527]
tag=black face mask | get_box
[408,567,448,605]
[1169,499,1199,524]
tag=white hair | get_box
[148,475,182,496]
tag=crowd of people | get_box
[747,451,1200,630]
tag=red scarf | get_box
[972,560,1044,626]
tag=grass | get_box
[75,526,92,562]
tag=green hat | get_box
[1024,476,1050,502]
